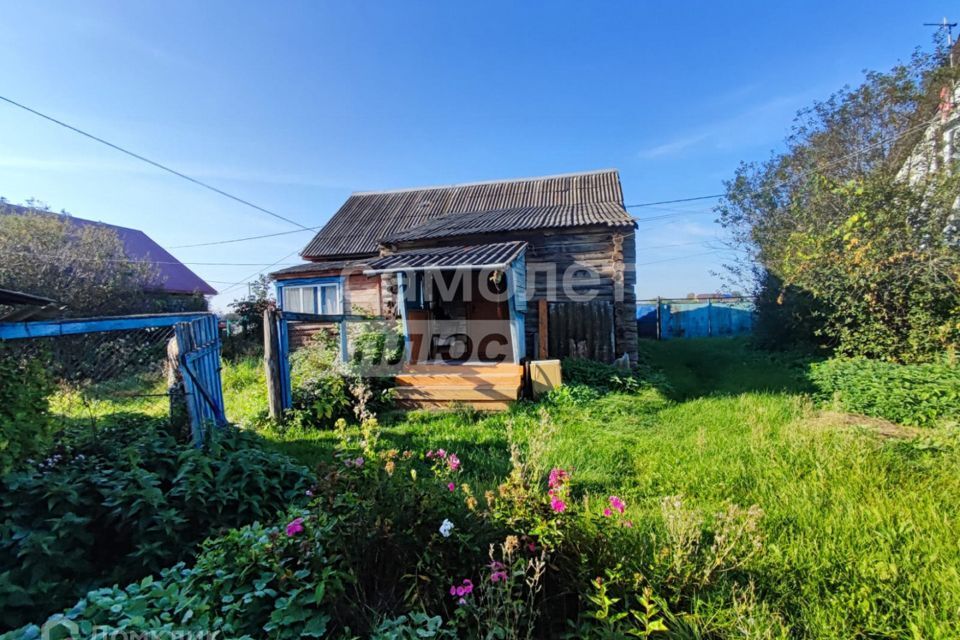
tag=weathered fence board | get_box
[174,314,227,444]
[547,301,615,361]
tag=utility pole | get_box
[925,17,958,66]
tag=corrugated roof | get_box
[364,241,527,273]
[271,258,369,278]
[302,169,624,259]
[385,202,633,244]
[1,204,217,296]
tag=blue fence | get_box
[637,298,755,339]
[0,312,226,445]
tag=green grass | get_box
[238,338,960,637]
[221,356,269,428]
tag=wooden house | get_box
[271,169,637,409]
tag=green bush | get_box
[8,415,766,639]
[0,418,311,629]
[289,332,394,428]
[561,356,668,395]
[0,344,53,474]
[809,357,960,426]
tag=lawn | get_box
[235,338,960,638]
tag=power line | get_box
[0,94,311,230]
[626,194,724,208]
[219,250,302,295]
[3,249,300,267]
[633,210,715,223]
[169,226,320,249]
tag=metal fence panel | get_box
[0,312,225,444]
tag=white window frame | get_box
[318,283,342,315]
[282,281,342,315]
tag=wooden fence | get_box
[544,300,616,361]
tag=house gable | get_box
[300,169,626,260]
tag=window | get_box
[318,283,342,314]
[282,281,341,315]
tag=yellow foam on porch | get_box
[529,360,561,398]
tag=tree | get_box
[717,44,960,362]
[0,203,160,316]
[222,275,275,360]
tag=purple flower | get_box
[449,578,474,604]
[447,454,461,471]
[609,495,626,514]
[548,467,569,489]
[285,517,305,537]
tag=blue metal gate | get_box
[0,311,226,446]
[174,314,228,444]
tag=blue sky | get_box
[0,1,951,310]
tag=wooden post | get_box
[538,298,548,359]
[655,296,662,341]
[263,308,283,421]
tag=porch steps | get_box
[394,363,523,411]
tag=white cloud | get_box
[636,91,814,160]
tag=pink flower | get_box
[355,457,364,467]
[548,467,568,489]
[489,560,508,583]
[437,449,447,458]
[449,579,474,604]
[550,497,567,513]
[285,517,304,537]
[603,508,613,517]
[623,520,633,528]
[608,495,626,514]
[447,482,456,492]
[447,454,461,471]
[427,450,435,459]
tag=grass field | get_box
[238,338,960,638]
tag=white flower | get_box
[439,518,455,538]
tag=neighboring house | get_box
[0,203,217,307]
[895,49,960,247]
[270,169,638,409]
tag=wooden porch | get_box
[393,362,523,411]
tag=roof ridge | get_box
[349,168,620,196]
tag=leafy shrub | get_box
[288,332,394,428]
[0,344,53,474]
[561,356,668,395]
[0,418,311,629]
[10,411,766,638]
[809,357,960,426]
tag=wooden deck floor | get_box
[394,362,523,411]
